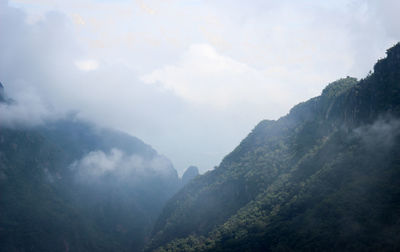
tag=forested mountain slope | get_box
[0,99,180,251]
[147,43,400,251]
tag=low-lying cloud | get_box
[353,116,400,150]
[70,148,175,183]
[2,0,400,174]
[0,87,55,128]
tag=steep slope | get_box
[147,43,400,251]
[0,99,180,251]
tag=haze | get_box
[1,0,399,174]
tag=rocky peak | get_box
[182,166,199,185]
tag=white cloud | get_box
[72,148,123,177]
[2,0,400,174]
[141,43,334,110]
[353,116,400,150]
[141,44,286,109]
[70,148,176,182]
[75,59,99,71]
[0,86,54,127]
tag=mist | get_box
[0,87,55,128]
[353,115,400,151]
[2,1,400,251]
[70,148,176,184]
[1,0,400,174]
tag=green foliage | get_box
[147,43,400,251]
[321,77,357,98]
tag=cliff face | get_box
[147,43,400,252]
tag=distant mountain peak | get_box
[0,81,5,102]
[182,165,199,185]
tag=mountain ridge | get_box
[0,91,181,251]
[146,42,400,251]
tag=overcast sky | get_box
[1,0,399,174]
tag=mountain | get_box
[0,96,180,251]
[181,166,199,185]
[0,82,5,102]
[146,43,400,251]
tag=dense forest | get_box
[146,43,400,251]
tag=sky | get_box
[1,0,399,175]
